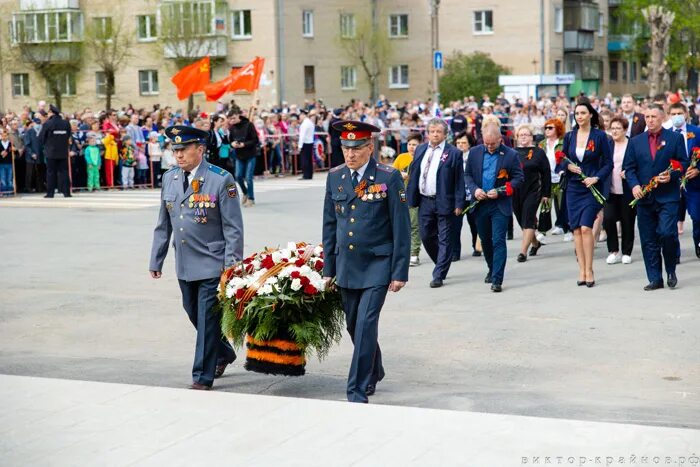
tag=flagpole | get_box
[248,90,259,120]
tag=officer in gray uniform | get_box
[322,120,411,403]
[150,125,244,390]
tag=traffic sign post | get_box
[433,51,443,70]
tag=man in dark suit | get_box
[623,104,689,290]
[323,120,410,403]
[620,94,646,138]
[22,117,44,192]
[406,118,465,288]
[39,104,72,198]
[465,120,524,292]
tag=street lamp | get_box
[430,0,440,110]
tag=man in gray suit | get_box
[150,125,244,390]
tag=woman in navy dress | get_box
[561,100,613,287]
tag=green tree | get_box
[438,52,510,105]
[614,0,700,91]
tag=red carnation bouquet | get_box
[630,160,684,207]
[555,150,605,204]
[463,182,513,214]
[218,242,344,374]
[681,147,700,191]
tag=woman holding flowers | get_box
[537,118,568,242]
[512,124,551,262]
[559,99,613,287]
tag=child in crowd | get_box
[120,135,136,189]
[84,135,101,192]
[102,132,118,188]
[135,142,148,186]
[147,131,163,188]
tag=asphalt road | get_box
[1,175,698,429]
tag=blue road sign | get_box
[434,51,443,70]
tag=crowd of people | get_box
[1,90,699,283]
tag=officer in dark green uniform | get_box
[322,121,411,403]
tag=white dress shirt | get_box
[419,140,446,196]
[299,118,315,145]
[350,160,370,181]
[186,161,202,186]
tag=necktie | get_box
[675,128,683,134]
[650,134,658,161]
[183,171,190,192]
[352,171,359,188]
[420,146,439,193]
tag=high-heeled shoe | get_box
[586,281,595,288]
[577,280,586,286]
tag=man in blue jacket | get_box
[623,104,689,290]
[406,118,465,288]
[322,120,410,403]
[465,119,524,292]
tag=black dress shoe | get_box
[43,195,53,198]
[484,273,492,283]
[667,272,678,289]
[429,279,443,288]
[366,384,376,396]
[529,242,543,256]
[676,257,681,265]
[188,382,211,390]
[451,256,460,262]
[517,253,527,263]
[472,250,482,257]
[491,284,502,292]
[695,245,700,259]
[586,281,595,288]
[643,282,664,291]
[507,233,514,240]
[214,362,231,378]
[577,281,586,286]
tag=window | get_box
[139,70,159,95]
[473,10,493,34]
[231,10,252,39]
[598,12,604,37]
[12,11,83,43]
[389,64,409,88]
[554,7,563,33]
[302,10,313,37]
[630,61,637,82]
[609,60,618,82]
[304,65,315,93]
[340,13,355,38]
[95,71,107,97]
[92,17,112,41]
[555,60,562,74]
[137,15,157,41]
[621,61,628,82]
[341,66,356,90]
[11,73,29,97]
[161,1,214,37]
[388,14,408,38]
[47,72,76,96]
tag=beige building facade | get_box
[0,0,646,113]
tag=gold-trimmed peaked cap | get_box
[165,125,210,149]
[331,120,380,148]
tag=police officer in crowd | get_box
[150,126,244,390]
[322,120,411,403]
[39,104,72,198]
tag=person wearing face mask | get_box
[451,131,481,260]
[664,102,700,259]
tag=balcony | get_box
[564,0,600,32]
[10,9,83,62]
[608,34,632,52]
[564,31,595,52]
[19,0,79,10]
[160,0,228,59]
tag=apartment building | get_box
[0,0,645,112]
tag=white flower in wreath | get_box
[257,284,274,296]
[313,245,323,256]
[290,278,303,291]
[287,242,298,252]
[299,265,312,275]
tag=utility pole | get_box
[430,0,440,108]
[540,0,545,76]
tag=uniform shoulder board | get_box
[376,163,397,173]
[208,164,230,177]
[329,163,346,173]
[163,167,178,176]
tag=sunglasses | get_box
[544,126,555,130]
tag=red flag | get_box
[204,56,265,101]
[171,56,210,100]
